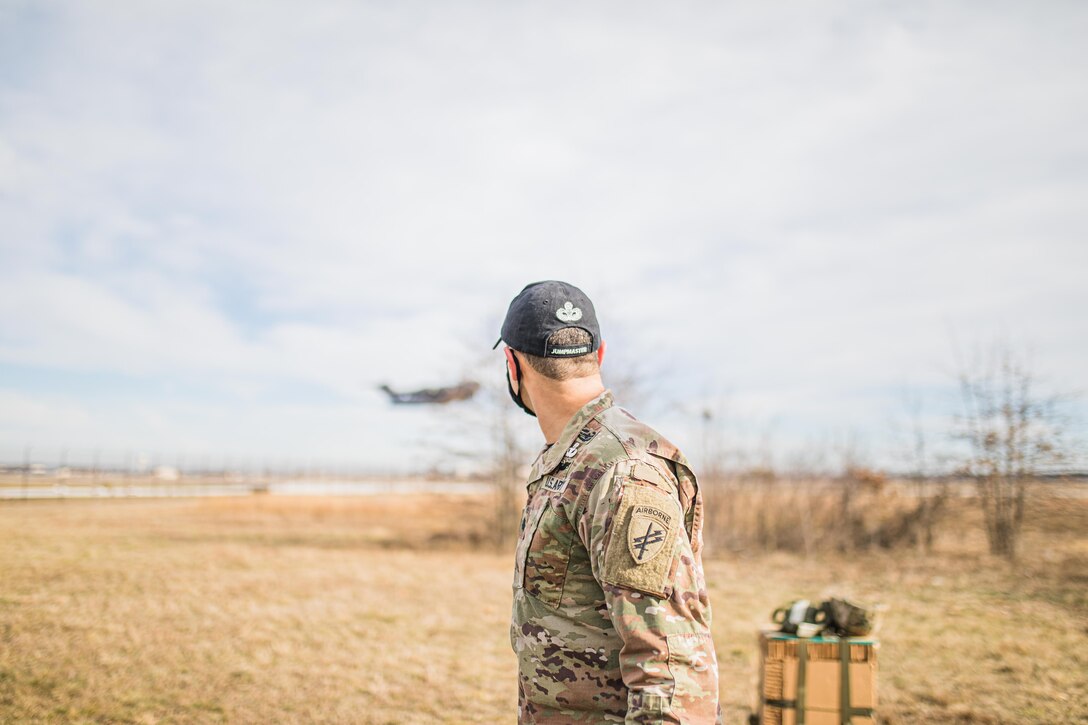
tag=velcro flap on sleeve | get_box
[601,482,681,597]
[629,461,675,490]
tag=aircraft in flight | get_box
[378,381,480,405]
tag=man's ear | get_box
[504,347,519,392]
[597,340,607,366]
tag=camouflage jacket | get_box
[511,390,720,724]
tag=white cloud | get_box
[1,0,1086,469]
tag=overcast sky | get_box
[2,1,1086,472]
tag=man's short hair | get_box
[520,328,599,381]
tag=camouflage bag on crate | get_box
[771,597,877,638]
[823,597,877,637]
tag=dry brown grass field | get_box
[1,489,1086,724]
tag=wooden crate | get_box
[756,630,879,725]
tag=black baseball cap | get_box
[493,280,601,357]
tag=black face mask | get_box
[506,354,536,417]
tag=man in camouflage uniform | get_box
[494,281,721,724]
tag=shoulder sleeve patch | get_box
[601,482,681,598]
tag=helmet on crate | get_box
[770,599,828,638]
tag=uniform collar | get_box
[529,389,614,481]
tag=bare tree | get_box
[953,343,1070,560]
[486,376,533,547]
[418,350,533,548]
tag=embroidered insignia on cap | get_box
[627,504,673,564]
[556,301,582,322]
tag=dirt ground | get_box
[1,493,1085,724]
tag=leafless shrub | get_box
[893,393,950,553]
[952,343,1073,560]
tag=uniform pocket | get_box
[522,498,575,608]
[665,632,719,721]
[514,495,549,591]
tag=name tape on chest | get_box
[543,476,568,493]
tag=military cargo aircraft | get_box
[378,381,480,405]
